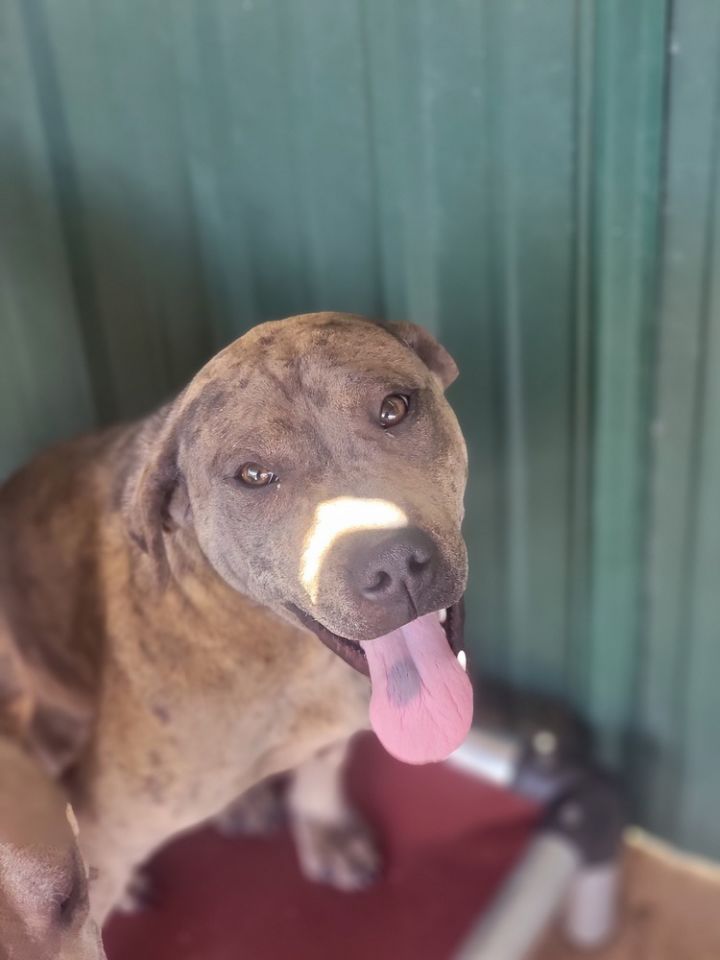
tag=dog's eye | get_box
[238,462,278,487]
[379,394,410,428]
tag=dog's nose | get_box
[356,528,440,606]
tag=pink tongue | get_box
[360,612,473,765]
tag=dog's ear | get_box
[122,402,184,576]
[385,322,459,389]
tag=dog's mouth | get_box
[286,599,466,677]
[287,599,472,766]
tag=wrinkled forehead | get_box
[240,317,427,393]
[185,318,432,439]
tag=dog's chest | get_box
[114,627,370,819]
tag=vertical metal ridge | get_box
[414,0,441,332]
[565,0,597,703]
[674,21,720,846]
[0,0,96,473]
[19,0,112,422]
[637,0,720,850]
[493,4,530,684]
[678,265,720,852]
[628,0,680,833]
[165,13,218,365]
[481,0,512,679]
[357,0,386,320]
[190,1,260,340]
[277,0,321,306]
[587,0,669,764]
[492,4,528,684]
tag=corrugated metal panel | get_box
[0,0,718,855]
[635,0,720,854]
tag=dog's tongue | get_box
[360,612,473,765]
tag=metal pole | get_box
[455,834,580,960]
[563,862,621,948]
[448,685,625,960]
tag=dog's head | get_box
[126,313,473,763]
[0,737,104,960]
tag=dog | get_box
[0,312,472,922]
[0,733,105,959]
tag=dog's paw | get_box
[213,777,287,837]
[115,867,155,914]
[292,816,381,892]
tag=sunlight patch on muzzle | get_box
[300,497,408,603]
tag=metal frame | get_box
[450,681,625,960]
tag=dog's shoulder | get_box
[0,422,145,774]
[1,422,135,515]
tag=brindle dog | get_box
[0,313,470,923]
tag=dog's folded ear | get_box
[385,322,459,389]
[121,400,187,578]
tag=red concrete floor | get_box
[104,735,538,960]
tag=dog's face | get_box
[127,314,473,763]
[130,314,468,655]
[0,739,104,960]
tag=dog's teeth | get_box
[438,608,447,623]
[457,650,467,671]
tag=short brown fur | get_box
[0,313,468,922]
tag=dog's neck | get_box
[133,523,321,667]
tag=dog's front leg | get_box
[287,739,381,891]
[78,818,145,925]
[213,774,288,837]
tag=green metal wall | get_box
[1,0,718,856]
